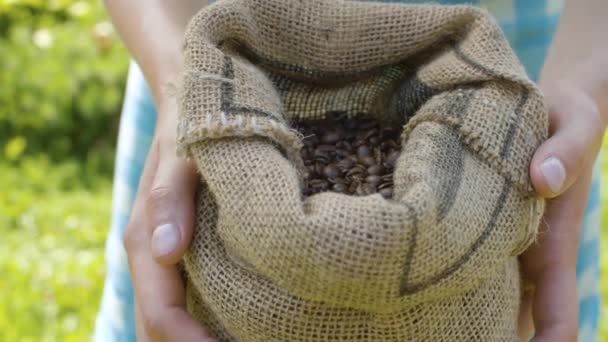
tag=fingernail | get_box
[151,223,180,258]
[540,157,566,193]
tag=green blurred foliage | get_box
[0,157,111,341]
[0,0,128,176]
[0,0,125,340]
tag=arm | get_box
[104,0,208,103]
[520,0,608,340]
[104,1,215,341]
[539,0,608,113]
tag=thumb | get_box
[530,83,602,198]
[145,139,199,265]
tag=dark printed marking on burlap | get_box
[399,202,419,296]
[453,45,530,162]
[388,76,437,121]
[500,88,529,159]
[399,180,511,296]
[220,55,235,111]
[407,87,477,223]
[429,129,466,221]
[219,55,278,119]
[453,44,501,80]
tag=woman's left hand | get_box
[518,79,605,341]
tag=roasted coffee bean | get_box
[367,164,384,175]
[310,179,329,191]
[368,136,380,147]
[353,138,366,148]
[333,177,347,184]
[379,139,398,151]
[336,141,351,151]
[337,158,354,172]
[365,175,381,186]
[357,145,371,159]
[323,164,340,180]
[335,149,351,159]
[356,183,376,196]
[381,173,393,181]
[385,150,400,167]
[313,149,330,163]
[321,130,341,144]
[316,144,335,153]
[363,128,379,140]
[378,181,393,190]
[358,119,378,131]
[379,187,393,199]
[301,147,313,161]
[315,162,325,176]
[346,164,366,177]
[360,156,377,167]
[332,183,348,193]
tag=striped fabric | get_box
[94,1,600,341]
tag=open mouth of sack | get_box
[295,112,404,199]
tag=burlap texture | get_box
[178,0,548,340]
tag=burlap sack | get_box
[178,0,548,340]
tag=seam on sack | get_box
[453,43,532,163]
[500,87,529,159]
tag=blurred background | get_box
[0,0,606,341]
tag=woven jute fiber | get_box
[178,0,548,340]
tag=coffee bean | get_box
[335,148,351,159]
[346,164,366,177]
[368,136,380,147]
[357,145,371,159]
[313,149,329,163]
[316,144,335,153]
[385,150,400,167]
[367,164,384,175]
[358,119,378,131]
[332,183,347,193]
[315,162,325,176]
[381,174,393,182]
[337,158,354,172]
[360,156,376,167]
[336,141,351,151]
[378,181,393,190]
[365,175,381,186]
[310,179,329,191]
[353,138,366,148]
[321,131,341,144]
[379,187,393,199]
[323,164,340,180]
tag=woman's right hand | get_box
[102,0,213,339]
[122,99,216,342]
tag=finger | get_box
[126,189,214,342]
[528,267,577,342]
[146,138,199,264]
[518,287,534,341]
[523,166,593,342]
[530,83,603,198]
[135,301,151,342]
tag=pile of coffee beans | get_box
[295,113,402,199]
